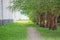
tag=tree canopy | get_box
[10,0,60,30]
[10,0,60,16]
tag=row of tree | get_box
[10,0,60,30]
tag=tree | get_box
[10,0,60,30]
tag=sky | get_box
[13,11,29,21]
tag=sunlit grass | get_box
[14,20,34,24]
[15,21,29,23]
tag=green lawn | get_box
[33,24,60,40]
[0,21,60,40]
[0,22,27,40]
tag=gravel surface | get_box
[27,27,44,40]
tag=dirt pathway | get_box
[27,27,43,40]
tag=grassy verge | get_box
[0,22,27,40]
[33,24,60,40]
[15,21,60,40]
[0,20,60,40]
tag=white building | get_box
[0,0,13,25]
[0,0,29,25]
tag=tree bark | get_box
[39,12,45,27]
[53,17,57,30]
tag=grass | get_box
[16,21,60,40]
[0,20,60,40]
[33,24,60,40]
[0,22,27,40]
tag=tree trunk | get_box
[46,11,55,30]
[48,13,57,30]
[46,13,51,28]
[53,17,57,30]
[40,13,45,27]
[50,16,54,30]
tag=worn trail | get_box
[27,27,43,40]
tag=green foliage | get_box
[10,0,60,21]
